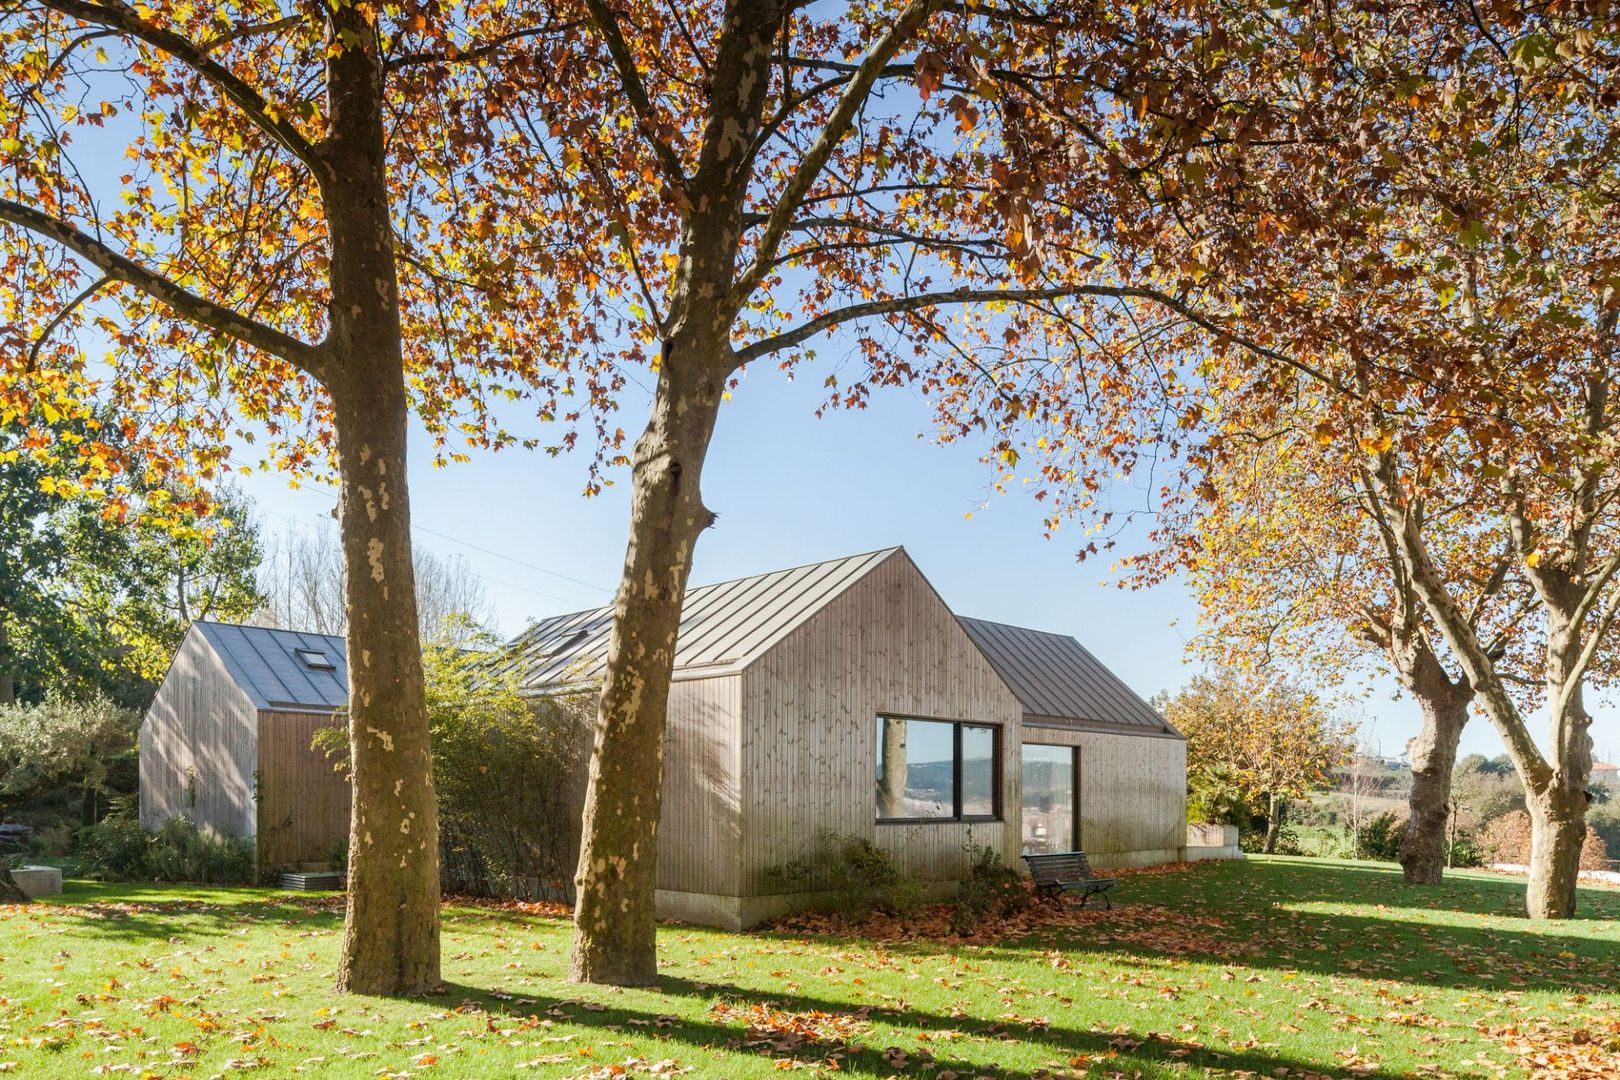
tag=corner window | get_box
[875,716,1001,823]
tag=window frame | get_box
[1019,742,1082,853]
[874,714,1003,825]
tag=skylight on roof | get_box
[296,649,336,671]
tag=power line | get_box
[228,457,614,598]
[255,506,594,609]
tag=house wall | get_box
[657,675,744,898]
[139,629,258,840]
[1019,724,1187,868]
[527,677,740,916]
[731,552,1024,927]
[255,709,351,869]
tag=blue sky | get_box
[229,359,1606,765]
[24,51,1607,768]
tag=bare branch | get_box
[26,273,110,369]
[201,13,305,53]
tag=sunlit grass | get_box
[1,857,1615,1078]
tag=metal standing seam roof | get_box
[193,621,349,713]
[499,547,904,691]
[957,617,1181,738]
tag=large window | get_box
[1021,744,1079,854]
[875,716,1000,822]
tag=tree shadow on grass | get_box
[1133,857,1620,921]
[433,977,1417,1080]
[832,860,1620,995]
[13,885,343,943]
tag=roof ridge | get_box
[512,546,905,643]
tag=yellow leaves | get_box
[1357,431,1393,455]
[1524,551,1543,568]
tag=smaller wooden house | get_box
[140,622,351,869]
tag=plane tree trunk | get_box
[0,862,28,904]
[1393,636,1473,885]
[1370,451,1603,920]
[570,337,726,986]
[567,0,788,987]
[1524,597,1595,919]
[324,9,441,996]
[1263,794,1287,854]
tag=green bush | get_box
[75,817,253,884]
[26,822,75,857]
[74,817,150,879]
[1447,832,1484,869]
[950,840,1030,934]
[313,628,590,901]
[1357,812,1405,860]
[1589,804,1620,864]
[766,830,923,919]
[147,819,254,884]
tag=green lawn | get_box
[2,858,1617,1078]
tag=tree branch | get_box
[579,0,687,189]
[733,280,1335,389]
[39,0,324,175]
[1552,554,1620,721]
[0,197,324,374]
[1363,452,1553,790]
[730,0,936,308]
[387,21,577,69]
[26,273,110,369]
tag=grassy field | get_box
[2,857,1617,1078]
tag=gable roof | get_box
[958,617,1180,738]
[193,621,349,713]
[502,547,903,691]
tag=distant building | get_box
[1592,761,1619,790]
[141,622,349,870]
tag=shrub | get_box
[1480,810,1610,870]
[312,629,591,900]
[765,830,923,919]
[74,817,150,880]
[1357,812,1405,861]
[147,819,254,884]
[26,822,74,858]
[1447,831,1485,869]
[950,840,1030,934]
[0,696,139,817]
[75,817,253,884]
[1589,804,1620,865]
[327,834,350,874]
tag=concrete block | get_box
[10,865,63,899]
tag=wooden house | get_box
[140,622,351,870]
[140,548,1188,924]
[505,547,1186,929]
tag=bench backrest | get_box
[1022,850,1095,885]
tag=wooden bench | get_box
[1022,851,1117,910]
